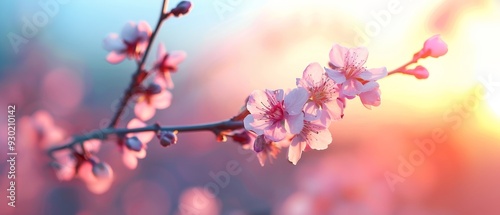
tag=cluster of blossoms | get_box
[242,44,387,165]
[241,36,448,165]
[45,1,192,194]
[44,0,447,194]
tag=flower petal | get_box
[246,90,271,115]
[121,22,139,43]
[157,42,167,59]
[103,33,126,52]
[364,67,388,81]
[134,148,147,159]
[264,122,287,142]
[323,99,343,121]
[152,90,172,109]
[359,87,381,109]
[154,72,174,89]
[284,87,308,115]
[257,152,268,167]
[166,51,187,69]
[285,113,304,135]
[136,21,152,41]
[288,136,307,165]
[360,81,379,93]
[306,125,332,150]
[272,89,285,102]
[303,101,320,121]
[329,44,349,68]
[244,115,264,135]
[122,149,138,169]
[125,118,154,144]
[106,52,127,64]
[348,46,368,66]
[134,101,156,121]
[127,118,146,129]
[325,68,346,84]
[302,62,324,85]
[341,79,363,97]
[136,131,155,145]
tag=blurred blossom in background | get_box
[1,0,500,214]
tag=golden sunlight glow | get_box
[487,95,500,117]
[466,13,500,117]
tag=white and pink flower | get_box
[297,62,344,122]
[20,110,66,149]
[288,119,332,165]
[244,88,308,142]
[153,43,187,89]
[103,21,152,64]
[134,83,172,121]
[326,44,387,108]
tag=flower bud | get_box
[171,1,192,17]
[231,131,252,145]
[125,136,143,151]
[254,135,271,153]
[423,35,448,58]
[404,66,429,79]
[92,162,113,180]
[157,130,178,147]
[145,83,163,95]
[415,35,448,60]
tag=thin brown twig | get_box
[48,120,244,157]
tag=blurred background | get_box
[1,0,500,214]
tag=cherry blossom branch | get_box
[42,1,448,193]
[48,120,244,157]
[108,0,172,128]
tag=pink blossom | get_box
[244,88,308,142]
[297,62,344,122]
[134,83,172,121]
[288,120,332,165]
[415,35,448,59]
[154,43,187,89]
[20,110,66,149]
[122,118,155,169]
[326,44,387,99]
[103,21,152,64]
